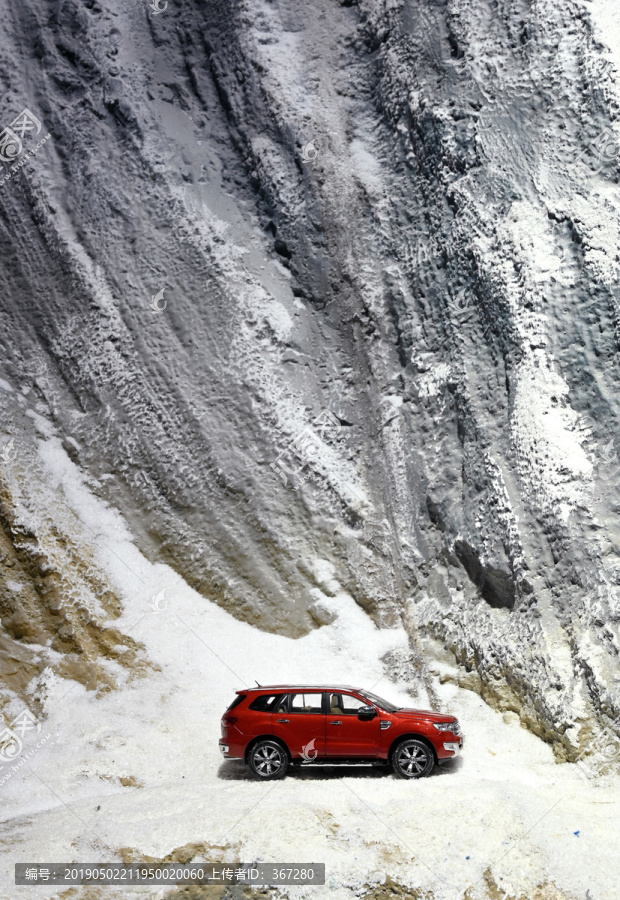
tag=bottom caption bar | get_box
[15,864,325,886]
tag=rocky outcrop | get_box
[0,0,619,758]
[0,391,148,717]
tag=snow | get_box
[590,0,620,99]
[1,436,619,900]
[4,580,24,593]
[349,138,384,201]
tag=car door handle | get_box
[276,718,290,723]
[329,720,342,725]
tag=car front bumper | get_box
[443,740,462,757]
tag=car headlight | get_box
[433,722,459,734]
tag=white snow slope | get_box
[1,431,619,900]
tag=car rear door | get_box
[271,692,326,760]
[324,691,381,757]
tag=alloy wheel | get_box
[393,739,433,779]
[248,740,288,779]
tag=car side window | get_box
[226,694,245,711]
[248,694,279,712]
[273,694,289,714]
[328,692,343,714]
[289,693,323,714]
[340,694,368,715]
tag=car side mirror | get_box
[357,705,377,720]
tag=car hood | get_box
[389,708,457,723]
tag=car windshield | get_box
[360,690,401,712]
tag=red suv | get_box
[219,685,463,779]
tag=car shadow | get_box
[432,756,464,776]
[217,757,462,781]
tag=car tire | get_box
[392,739,434,779]
[248,740,289,780]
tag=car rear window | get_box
[227,694,246,711]
[248,694,281,712]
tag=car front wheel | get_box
[248,740,289,780]
[392,739,434,779]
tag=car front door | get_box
[271,692,325,760]
[324,691,381,757]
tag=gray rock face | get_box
[1,0,619,757]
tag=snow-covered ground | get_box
[1,434,618,900]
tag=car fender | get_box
[387,732,438,763]
[244,734,292,763]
